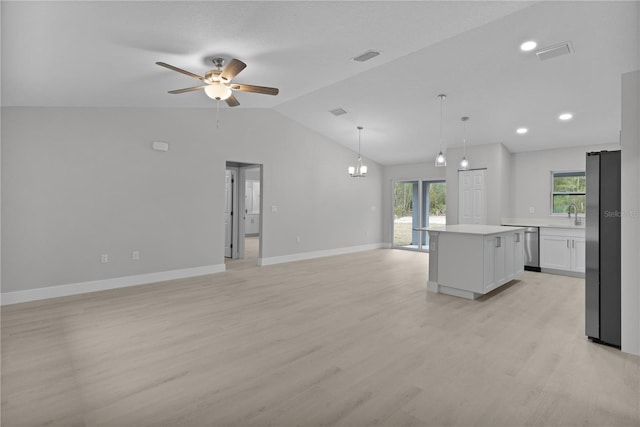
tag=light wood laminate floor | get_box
[2,249,639,426]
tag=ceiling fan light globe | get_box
[204,83,232,101]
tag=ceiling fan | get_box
[156,57,279,107]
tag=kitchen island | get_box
[418,224,525,300]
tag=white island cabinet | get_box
[419,224,525,300]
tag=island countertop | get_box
[415,224,525,236]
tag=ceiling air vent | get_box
[352,50,380,62]
[536,41,573,61]
[329,108,347,116]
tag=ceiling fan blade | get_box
[168,85,207,94]
[225,94,240,107]
[156,62,204,81]
[231,84,279,96]
[220,59,247,82]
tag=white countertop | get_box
[501,217,585,229]
[418,224,525,236]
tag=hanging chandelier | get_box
[348,126,368,178]
[460,116,470,170]
[435,94,447,167]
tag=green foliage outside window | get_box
[552,171,586,214]
[393,182,446,218]
[393,182,414,218]
[429,182,446,216]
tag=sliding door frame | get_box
[391,178,446,252]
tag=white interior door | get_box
[459,169,487,224]
[224,169,234,258]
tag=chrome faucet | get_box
[568,203,581,225]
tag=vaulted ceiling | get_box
[2,1,638,165]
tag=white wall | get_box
[445,143,511,225]
[620,70,640,356]
[509,144,620,220]
[1,107,383,297]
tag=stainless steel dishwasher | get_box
[523,227,540,272]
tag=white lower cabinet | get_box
[483,231,524,293]
[572,237,586,273]
[540,227,585,273]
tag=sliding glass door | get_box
[393,180,446,251]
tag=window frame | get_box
[550,170,586,216]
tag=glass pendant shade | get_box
[460,116,470,170]
[204,83,232,100]
[460,156,469,169]
[434,94,447,167]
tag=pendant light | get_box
[460,116,470,170]
[435,94,447,167]
[348,126,367,178]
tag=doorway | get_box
[458,169,487,224]
[392,180,446,251]
[225,162,262,265]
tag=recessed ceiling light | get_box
[520,41,537,52]
[516,127,528,134]
[559,113,573,121]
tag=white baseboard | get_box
[1,264,226,306]
[258,243,386,266]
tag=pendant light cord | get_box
[439,97,443,151]
[438,94,446,152]
[463,119,467,156]
[216,100,220,129]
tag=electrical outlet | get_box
[132,251,140,260]
[296,236,301,243]
[529,207,535,214]
[100,254,109,264]
[271,205,278,213]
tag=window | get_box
[551,171,585,214]
[392,180,446,251]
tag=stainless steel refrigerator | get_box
[585,150,621,348]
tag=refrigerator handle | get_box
[567,239,570,248]
[572,239,575,248]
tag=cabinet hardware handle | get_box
[515,233,520,243]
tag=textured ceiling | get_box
[2,1,639,165]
